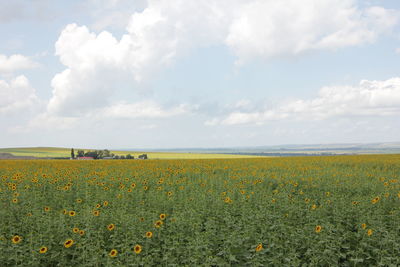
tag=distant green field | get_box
[0,147,261,159]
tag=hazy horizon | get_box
[1,0,400,148]
[1,141,400,152]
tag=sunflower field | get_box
[1,155,400,266]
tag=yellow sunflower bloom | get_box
[109,249,118,257]
[134,244,142,254]
[64,239,74,248]
[11,235,22,244]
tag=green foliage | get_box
[0,155,399,266]
[77,150,84,157]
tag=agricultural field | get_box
[1,155,400,266]
[0,147,259,159]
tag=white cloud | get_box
[99,101,190,119]
[18,100,189,133]
[215,77,400,125]
[86,0,147,31]
[47,0,398,117]
[0,54,39,74]
[0,75,39,114]
[204,118,220,126]
[226,1,398,64]
[9,113,79,133]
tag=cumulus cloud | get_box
[47,0,398,117]
[85,0,147,31]
[0,75,39,114]
[212,77,400,125]
[0,54,39,74]
[100,101,190,119]
[226,1,398,64]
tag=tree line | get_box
[70,148,142,159]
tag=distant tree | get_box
[114,155,120,159]
[103,149,111,158]
[126,154,134,159]
[71,148,75,159]
[97,150,104,159]
[84,151,99,159]
[77,150,85,157]
[120,155,126,159]
[138,154,148,159]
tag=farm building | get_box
[77,157,94,160]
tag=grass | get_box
[0,147,262,159]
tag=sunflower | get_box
[159,213,166,220]
[93,210,100,216]
[167,191,173,197]
[367,229,373,236]
[44,207,50,212]
[131,183,136,188]
[311,204,317,210]
[12,198,18,203]
[69,211,76,217]
[145,231,153,238]
[315,225,322,233]
[371,197,380,204]
[39,246,48,254]
[107,224,115,231]
[361,223,367,229]
[224,197,232,204]
[352,201,359,205]
[96,204,101,209]
[26,212,32,217]
[154,220,163,228]
[109,249,118,257]
[133,244,142,254]
[103,201,109,206]
[64,239,74,248]
[139,217,145,222]
[11,235,22,244]
[255,243,263,252]
[79,230,85,236]
[62,209,68,215]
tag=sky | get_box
[1,0,400,149]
